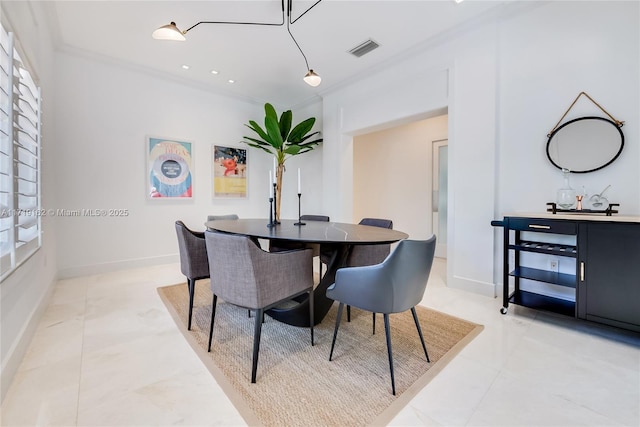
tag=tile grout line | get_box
[74,278,91,427]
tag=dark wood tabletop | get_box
[205,218,408,244]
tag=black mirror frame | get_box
[546,116,624,174]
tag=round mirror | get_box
[546,116,624,173]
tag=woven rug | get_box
[158,281,483,426]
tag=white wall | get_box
[498,1,639,214]
[353,115,448,240]
[0,1,58,402]
[53,53,323,277]
[321,1,639,296]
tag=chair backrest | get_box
[205,231,313,309]
[383,237,436,312]
[207,214,240,221]
[359,217,393,229]
[175,220,209,279]
[332,236,436,314]
[300,215,330,222]
[205,231,261,308]
[347,217,393,267]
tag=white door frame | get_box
[432,139,448,258]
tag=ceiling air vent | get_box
[348,39,379,58]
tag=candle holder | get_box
[267,197,277,228]
[272,182,280,224]
[294,193,306,226]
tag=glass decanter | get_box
[557,168,576,209]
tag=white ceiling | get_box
[47,0,509,107]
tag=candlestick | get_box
[267,197,276,228]
[272,182,280,224]
[294,193,306,226]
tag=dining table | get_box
[205,218,409,327]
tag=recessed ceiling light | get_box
[454,0,464,3]
[211,70,219,75]
[228,79,235,84]
[181,64,190,70]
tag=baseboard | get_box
[57,254,179,279]
[1,275,56,403]
[448,274,496,298]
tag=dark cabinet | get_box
[495,215,640,332]
[578,223,640,331]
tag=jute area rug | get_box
[158,281,483,427]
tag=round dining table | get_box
[205,218,409,327]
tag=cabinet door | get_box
[579,223,640,331]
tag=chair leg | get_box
[347,305,351,322]
[251,308,264,383]
[411,307,430,363]
[329,303,344,361]
[207,294,218,352]
[383,313,396,396]
[309,289,315,346]
[372,312,376,335]
[187,278,195,330]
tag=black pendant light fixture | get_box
[152,0,322,87]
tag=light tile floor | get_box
[1,259,639,426]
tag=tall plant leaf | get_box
[279,110,292,141]
[246,121,269,142]
[265,116,284,149]
[288,117,316,143]
[264,103,278,122]
[283,145,301,155]
[299,131,321,143]
[242,136,273,148]
[245,142,275,155]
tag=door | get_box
[432,139,448,258]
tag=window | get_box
[0,22,42,280]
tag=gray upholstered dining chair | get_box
[269,215,330,280]
[269,215,328,252]
[205,230,315,383]
[175,220,210,331]
[347,218,393,267]
[206,213,258,318]
[342,218,393,324]
[207,213,239,221]
[207,213,259,248]
[300,214,330,222]
[326,236,437,395]
[300,214,330,278]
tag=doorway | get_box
[432,139,448,258]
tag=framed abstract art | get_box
[147,136,193,199]
[212,145,247,198]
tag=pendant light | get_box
[152,0,322,87]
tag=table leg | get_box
[266,244,350,327]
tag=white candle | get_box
[269,170,273,198]
[273,157,277,178]
[297,168,301,194]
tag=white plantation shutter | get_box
[0,25,12,275]
[0,22,42,280]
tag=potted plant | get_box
[242,103,322,221]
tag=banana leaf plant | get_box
[242,103,322,220]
